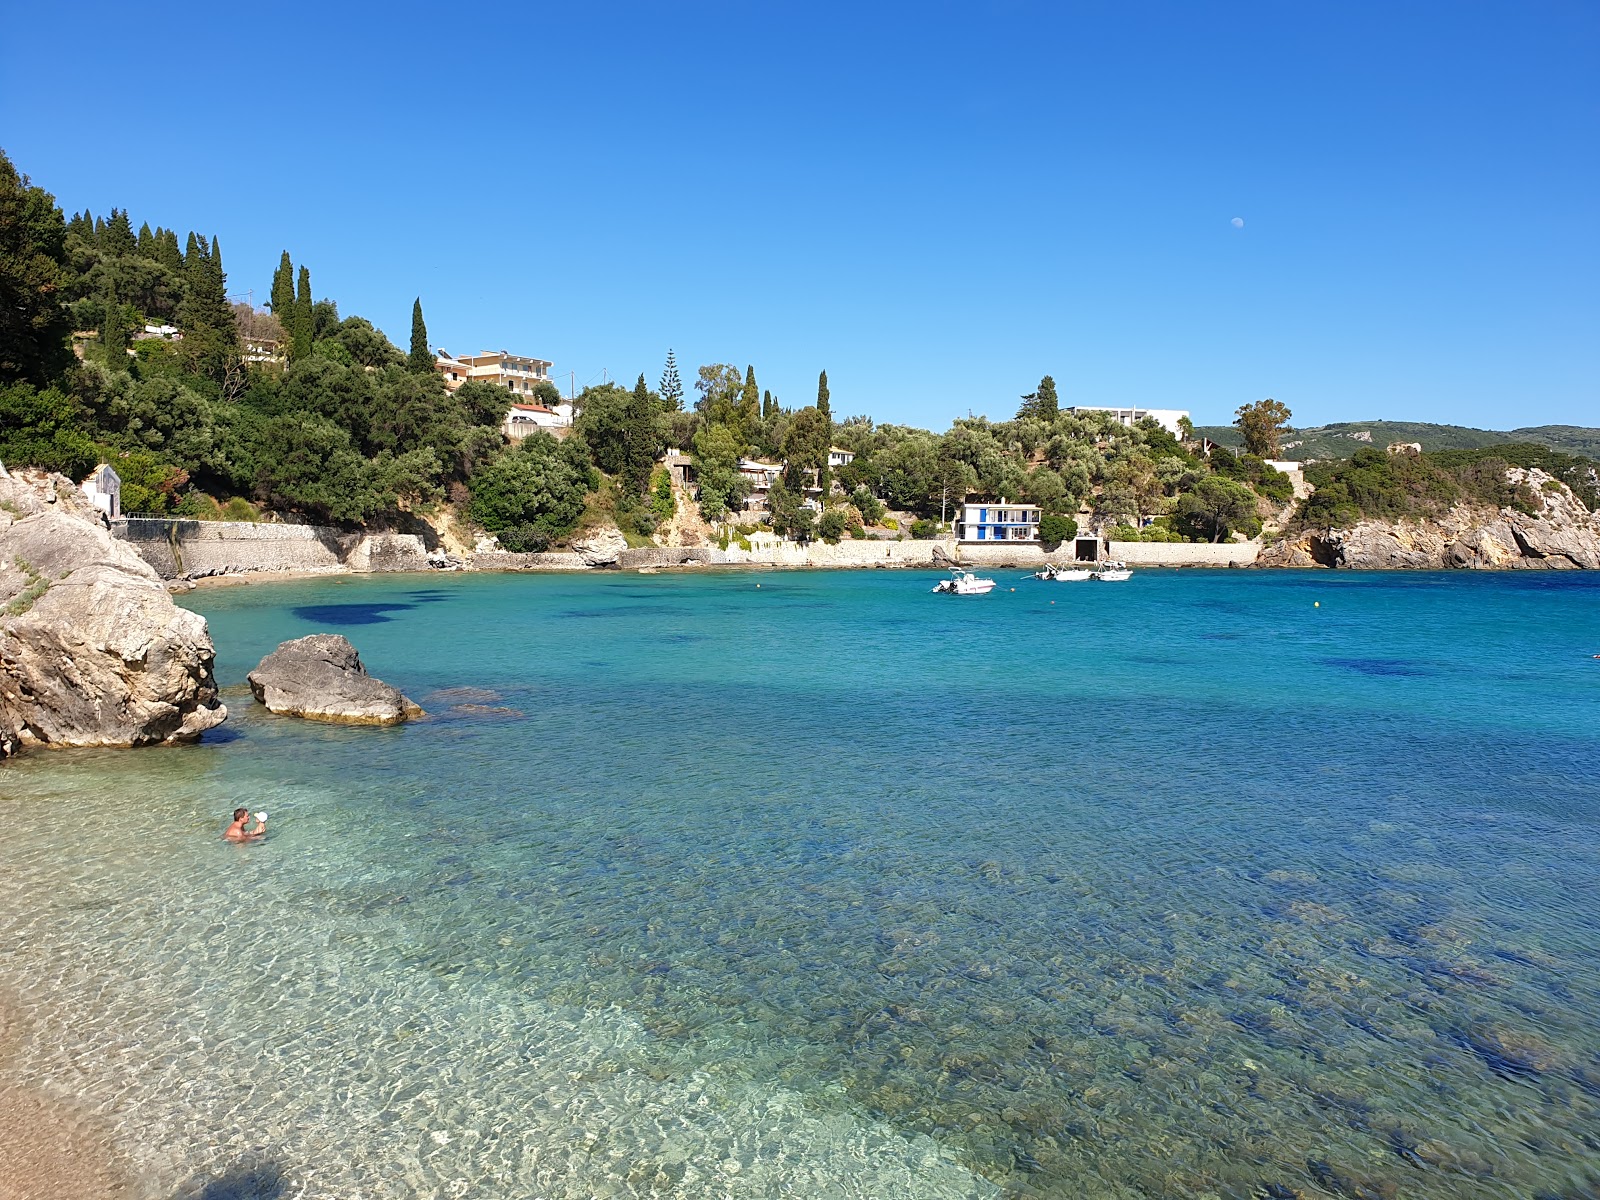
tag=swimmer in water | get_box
[223,807,267,841]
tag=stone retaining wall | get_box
[1105,539,1260,566]
[112,519,428,579]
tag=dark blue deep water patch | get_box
[1325,656,1433,677]
[291,602,415,625]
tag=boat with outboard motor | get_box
[1092,560,1132,581]
[1030,563,1093,582]
[932,568,997,595]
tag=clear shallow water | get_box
[3,568,1600,1199]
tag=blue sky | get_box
[3,1,1595,431]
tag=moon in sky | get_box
[1231,217,1245,228]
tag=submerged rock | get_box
[247,634,422,725]
[1,466,226,755]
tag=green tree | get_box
[270,252,294,322]
[694,363,744,430]
[782,406,830,481]
[1017,375,1059,422]
[690,421,749,519]
[532,379,562,407]
[1038,513,1078,545]
[573,381,633,474]
[408,297,432,373]
[293,265,313,360]
[0,383,99,475]
[620,372,658,496]
[102,208,136,258]
[0,150,74,386]
[1174,476,1261,542]
[740,365,760,437]
[468,433,598,548]
[659,348,683,411]
[1235,397,1292,458]
[815,370,834,497]
[767,474,814,542]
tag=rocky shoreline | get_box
[1257,467,1600,571]
[1,467,227,759]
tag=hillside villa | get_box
[954,499,1041,543]
[1066,405,1190,438]
[435,349,556,399]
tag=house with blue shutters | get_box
[954,499,1040,544]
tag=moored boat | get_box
[1092,560,1132,581]
[932,568,997,595]
[1030,563,1093,582]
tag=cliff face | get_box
[0,466,227,757]
[1259,468,1600,570]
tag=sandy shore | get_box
[0,991,143,1200]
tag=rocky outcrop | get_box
[571,524,629,567]
[247,634,422,725]
[345,532,429,572]
[0,466,227,756]
[1257,468,1600,570]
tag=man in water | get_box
[223,808,267,842]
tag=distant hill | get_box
[1192,420,1600,461]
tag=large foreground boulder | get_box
[0,466,227,756]
[247,634,422,725]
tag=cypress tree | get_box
[156,229,183,273]
[293,265,313,359]
[101,276,125,359]
[658,348,683,411]
[1017,374,1060,422]
[622,372,655,495]
[93,214,106,244]
[762,389,773,420]
[407,297,432,373]
[816,370,833,497]
[741,365,760,436]
[67,210,92,242]
[137,221,153,257]
[270,251,294,321]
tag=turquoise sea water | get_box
[2,568,1599,1199]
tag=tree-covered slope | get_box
[1194,420,1600,460]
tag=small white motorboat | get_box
[932,568,997,595]
[1030,563,1093,582]
[1092,561,1133,582]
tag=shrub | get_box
[1107,523,1141,542]
[497,524,550,553]
[909,518,938,538]
[818,508,848,543]
[220,497,261,522]
[1038,513,1078,545]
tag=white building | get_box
[81,463,121,519]
[954,499,1040,544]
[436,349,556,397]
[1067,406,1190,438]
[502,402,574,441]
[827,446,855,469]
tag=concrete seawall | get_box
[113,519,1259,579]
[113,519,429,579]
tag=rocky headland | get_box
[1258,467,1600,570]
[0,465,227,758]
[248,634,423,725]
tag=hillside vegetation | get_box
[1196,420,1600,460]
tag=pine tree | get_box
[93,214,106,244]
[293,265,314,359]
[270,252,294,321]
[658,348,683,411]
[104,208,135,258]
[176,232,239,381]
[408,297,432,373]
[136,222,153,257]
[155,229,183,273]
